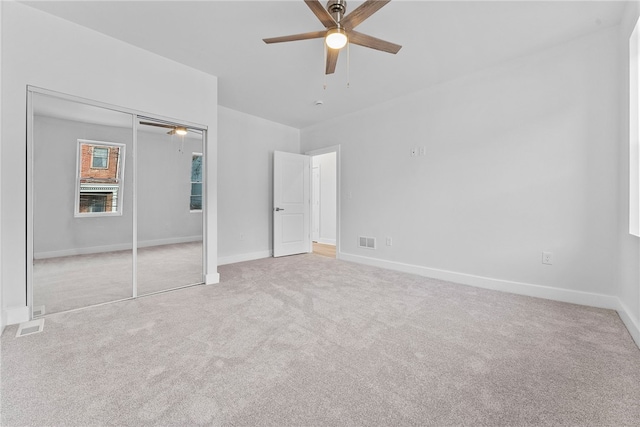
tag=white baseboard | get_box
[5,306,30,325]
[205,272,220,285]
[218,250,272,266]
[339,252,621,311]
[34,236,203,259]
[617,300,640,348]
[316,238,336,246]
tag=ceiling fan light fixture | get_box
[325,27,347,50]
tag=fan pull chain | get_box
[323,43,327,90]
[347,42,350,89]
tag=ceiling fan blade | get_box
[263,30,327,44]
[325,47,339,74]
[341,0,391,30]
[348,30,402,54]
[140,121,174,129]
[304,0,337,28]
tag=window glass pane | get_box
[190,183,202,210]
[92,147,109,168]
[79,193,109,213]
[191,154,202,182]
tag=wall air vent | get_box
[358,236,376,249]
[33,305,45,317]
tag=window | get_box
[190,153,203,211]
[91,147,109,169]
[75,140,126,217]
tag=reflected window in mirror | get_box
[75,140,126,216]
[190,152,203,211]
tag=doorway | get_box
[271,147,339,259]
[309,147,339,259]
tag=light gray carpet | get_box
[3,254,639,426]
[33,242,203,315]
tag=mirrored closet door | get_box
[136,119,204,296]
[31,93,135,316]
[29,90,206,317]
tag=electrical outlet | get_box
[386,237,392,246]
[419,147,426,156]
[542,251,553,265]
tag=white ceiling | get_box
[22,1,627,129]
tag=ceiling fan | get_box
[140,121,188,136]
[263,0,402,74]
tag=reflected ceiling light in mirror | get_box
[168,126,188,136]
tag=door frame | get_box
[305,145,341,258]
[311,165,320,242]
[26,86,209,319]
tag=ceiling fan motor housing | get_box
[327,0,347,24]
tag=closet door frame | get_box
[26,86,208,319]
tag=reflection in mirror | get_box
[137,119,204,296]
[76,140,126,216]
[31,93,134,316]
[190,153,203,211]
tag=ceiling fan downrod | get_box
[327,0,347,23]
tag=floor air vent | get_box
[359,236,376,249]
[16,319,44,338]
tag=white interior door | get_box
[273,151,310,257]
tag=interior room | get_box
[1,1,640,425]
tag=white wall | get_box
[217,106,299,265]
[0,0,4,332]
[617,2,640,346]
[302,26,622,310]
[312,152,337,245]
[1,1,218,324]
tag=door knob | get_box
[275,207,284,211]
